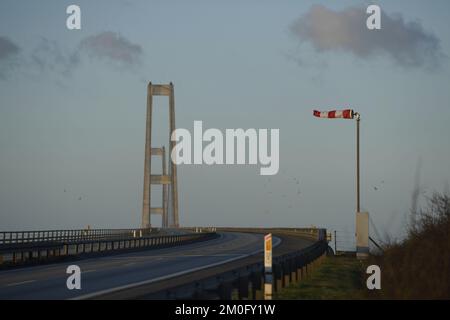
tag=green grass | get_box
[274,256,366,300]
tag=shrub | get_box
[371,192,449,299]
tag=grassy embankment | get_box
[276,192,450,300]
[275,255,365,299]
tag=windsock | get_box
[313,109,354,119]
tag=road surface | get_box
[0,232,279,299]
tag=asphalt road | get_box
[0,232,280,300]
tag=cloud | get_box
[0,32,143,80]
[0,36,20,78]
[0,36,20,60]
[79,31,142,66]
[289,5,446,69]
[31,37,79,76]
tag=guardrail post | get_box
[237,276,249,299]
[218,282,232,300]
[302,264,307,279]
[250,270,263,300]
[283,262,290,288]
[296,257,303,282]
[273,264,283,292]
[290,259,297,284]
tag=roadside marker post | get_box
[264,233,273,300]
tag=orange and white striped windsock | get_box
[313,109,354,119]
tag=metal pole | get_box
[162,146,168,228]
[142,82,153,228]
[334,230,337,254]
[356,113,360,213]
[169,82,179,228]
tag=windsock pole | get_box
[313,109,367,258]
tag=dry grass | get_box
[370,192,450,299]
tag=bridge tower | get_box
[148,147,169,227]
[141,83,179,228]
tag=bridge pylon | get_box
[141,83,179,228]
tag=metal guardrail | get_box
[89,227,329,299]
[0,226,329,295]
[0,228,158,245]
[130,239,329,299]
[0,231,217,266]
[212,227,326,242]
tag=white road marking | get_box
[96,233,226,262]
[125,254,243,259]
[71,236,282,300]
[123,262,136,267]
[83,269,97,274]
[173,254,243,257]
[6,279,36,287]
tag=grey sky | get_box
[1,1,449,242]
